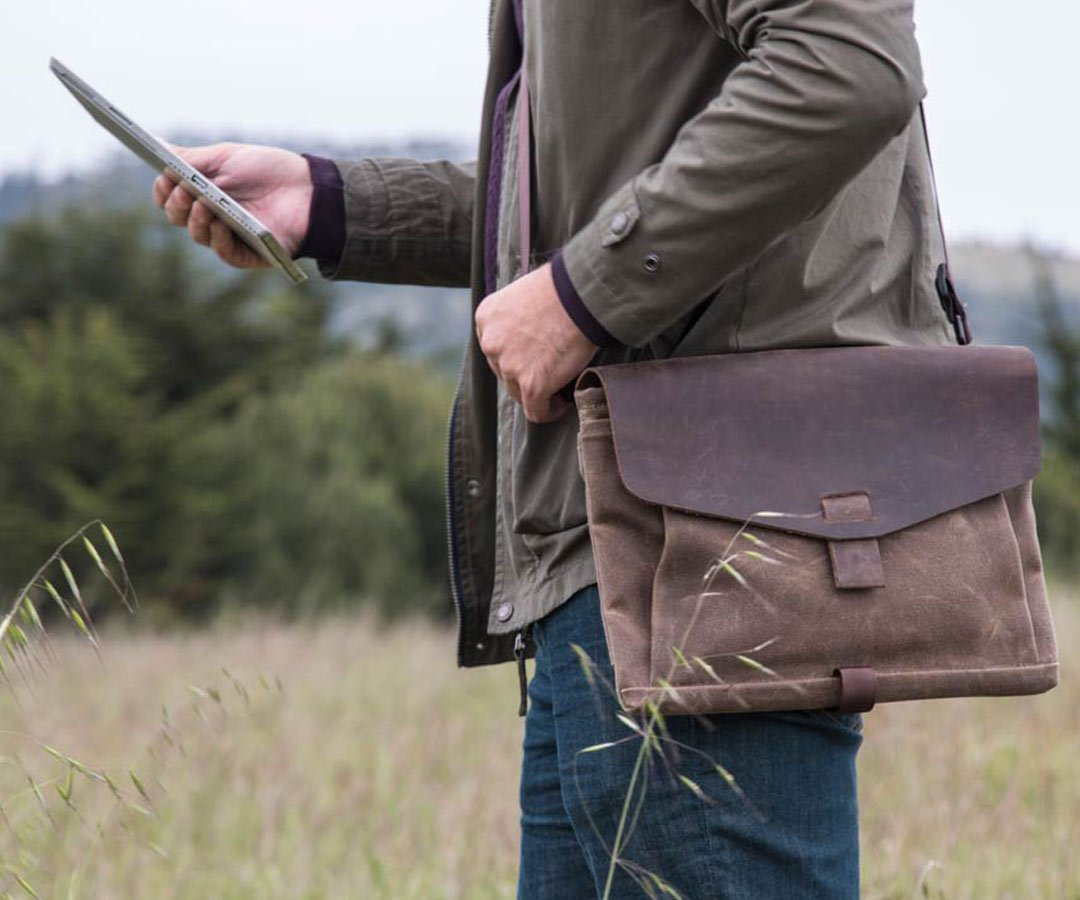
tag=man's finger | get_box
[209,219,242,264]
[188,200,214,247]
[522,392,549,423]
[523,390,570,424]
[209,220,267,269]
[164,186,195,227]
[153,175,176,209]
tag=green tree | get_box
[167,354,454,617]
[0,205,334,612]
[1030,246,1080,575]
[0,307,152,588]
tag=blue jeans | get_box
[517,584,863,900]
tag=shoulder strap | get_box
[920,102,972,344]
[919,103,952,277]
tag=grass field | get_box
[0,596,1076,899]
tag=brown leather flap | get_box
[575,346,1041,540]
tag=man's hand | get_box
[153,143,312,268]
[475,263,598,423]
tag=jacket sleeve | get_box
[318,158,476,287]
[558,0,925,348]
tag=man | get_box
[156,0,958,895]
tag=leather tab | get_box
[828,539,886,589]
[823,493,885,589]
[821,492,873,523]
[835,666,877,713]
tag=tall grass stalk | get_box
[0,521,136,897]
[569,515,794,900]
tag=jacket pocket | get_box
[509,402,589,536]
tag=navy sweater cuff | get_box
[551,250,620,348]
[294,154,345,263]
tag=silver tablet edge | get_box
[49,58,308,286]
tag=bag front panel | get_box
[649,492,1038,708]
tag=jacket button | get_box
[643,253,661,273]
[466,478,482,498]
[496,601,514,623]
[610,211,630,236]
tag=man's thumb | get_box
[169,143,232,176]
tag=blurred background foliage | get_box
[1031,251,1080,580]
[0,203,454,623]
[1,179,1079,627]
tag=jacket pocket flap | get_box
[575,345,1041,541]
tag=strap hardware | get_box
[936,263,973,346]
[835,666,877,713]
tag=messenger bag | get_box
[573,347,1058,715]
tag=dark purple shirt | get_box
[294,154,345,262]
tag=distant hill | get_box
[2,142,1076,371]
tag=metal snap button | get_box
[496,601,514,623]
[466,478,482,498]
[643,253,661,273]
[610,211,630,236]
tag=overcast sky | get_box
[5,1,1078,253]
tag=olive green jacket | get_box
[320,0,958,667]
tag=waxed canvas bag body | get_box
[573,346,1059,715]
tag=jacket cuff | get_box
[316,158,473,286]
[294,154,345,264]
[550,251,620,348]
[558,181,679,348]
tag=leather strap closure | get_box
[835,666,877,713]
[828,540,886,590]
[822,493,885,589]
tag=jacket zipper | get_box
[445,356,469,667]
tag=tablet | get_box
[49,58,307,286]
